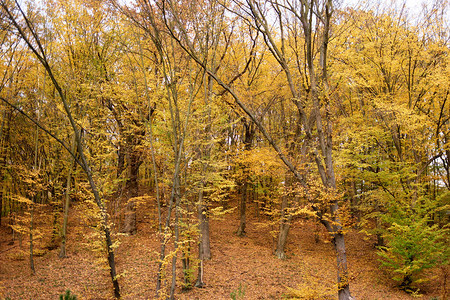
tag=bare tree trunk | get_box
[196,189,210,289]
[236,179,247,236]
[198,188,211,259]
[170,175,181,300]
[29,205,35,274]
[0,109,10,227]
[113,139,125,228]
[237,121,254,236]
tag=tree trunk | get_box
[275,194,292,259]
[29,205,35,274]
[170,176,181,300]
[198,190,211,260]
[0,174,3,227]
[122,196,137,235]
[275,219,291,260]
[195,259,205,288]
[236,180,247,236]
[113,141,126,227]
[182,243,191,289]
[333,232,352,300]
[237,121,254,236]
[122,148,141,235]
[196,189,211,287]
[198,207,211,259]
[0,110,7,226]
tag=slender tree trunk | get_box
[113,139,125,228]
[156,162,183,297]
[198,201,211,260]
[237,121,254,236]
[181,241,191,289]
[197,179,211,259]
[349,180,359,222]
[236,179,247,236]
[0,111,4,227]
[29,205,35,274]
[195,184,210,287]
[0,173,3,227]
[170,176,181,300]
[195,259,205,288]
[0,110,10,227]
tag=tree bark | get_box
[275,193,292,259]
[29,205,35,275]
[333,232,352,300]
[237,121,254,236]
[122,132,144,235]
[122,152,139,235]
[0,109,11,227]
[236,179,247,236]
[198,190,211,260]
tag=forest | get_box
[0,0,449,299]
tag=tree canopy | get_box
[0,0,448,299]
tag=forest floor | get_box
[0,199,447,300]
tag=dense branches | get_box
[0,0,448,299]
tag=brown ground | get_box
[0,201,446,300]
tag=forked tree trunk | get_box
[275,195,292,259]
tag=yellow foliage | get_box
[235,147,284,178]
[210,206,236,220]
[7,250,27,261]
[7,248,47,261]
[284,281,334,300]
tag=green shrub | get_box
[59,290,77,300]
[230,283,246,300]
[377,200,449,291]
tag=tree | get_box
[152,0,354,298]
[0,1,121,297]
[333,2,450,291]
